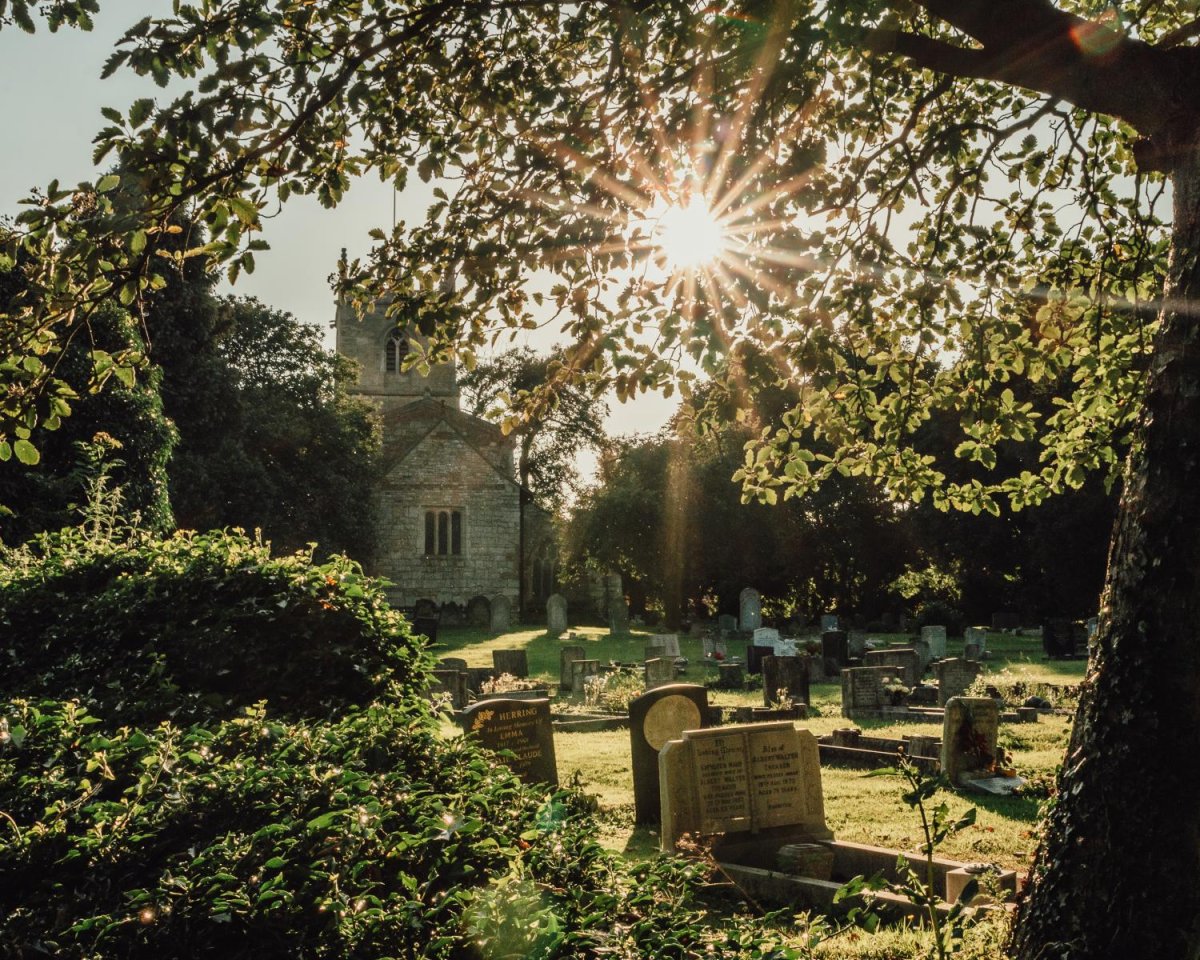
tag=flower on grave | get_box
[712,651,725,661]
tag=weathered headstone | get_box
[863,648,920,687]
[745,644,774,675]
[933,657,983,706]
[702,635,728,660]
[629,683,710,824]
[717,661,744,690]
[739,588,762,631]
[466,666,497,695]
[466,595,492,627]
[840,665,894,717]
[429,669,469,709]
[570,658,599,694]
[847,630,869,658]
[753,626,780,648]
[559,645,585,691]
[608,597,630,635]
[762,655,810,708]
[820,614,839,632]
[492,648,529,679]
[659,721,833,851]
[941,696,1000,786]
[438,657,468,672]
[648,633,681,657]
[912,638,933,674]
[490,594,512,633]
[644,656,677,690]
[821,630,849,669]
[546,593,568,636]
[718,613,738,633]
[964,626,987,655]
[921,625,948,659]
[461,698,558,785]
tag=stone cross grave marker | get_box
[941,696,1000,786]
[629,683,710,824]
[461,697,558,785]
[492,648,529,679]
[644,656,677,690]
[546,594,568,636]
[489,594,512,633]
[921,625,948,659]
[659,721,833,852]
[763,654,810,708]
[934,657,982,706]
[739,588,762,631]
[559,645,585,691]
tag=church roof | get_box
[379,396,516,482]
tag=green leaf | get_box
[13,439,39,465]
[97,174,121,193]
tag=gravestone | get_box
[718,613,738,632]
[438,657,468,672]
[821,630,849,669]
[1042,619,1087,657]
[847,630,869,658]
[466,595,492,627]
[414,598,439,619]
[412,616,439,644]
[490,595,512,633]
[648,633,681,657]
[739,588,762,631]
[461,698,558,785]
[466,666,496,695]
[702,635,728,660]
[429,669,469,710]
[546,594,568,636]
[933,658,982,706]
[745,644,774,675]
[1086,616,1099,639]
[608,597,630,635]
[762,655,810,708]
[492,648,529,679]
[820,614,839,631]
[658,721,833,851]
[921,625,948,659]
[840,665,897,717]
[753,626,780,648]
[863,648,920,687]
[912,638,932,675]
[963,626,987,655]
[559,645,585,691]
[570,658,599,694]
[717,662,744,690]
[644,657,677,690]
[439,601,464,628]
[941,696,1000,787]
[629,683,711,824]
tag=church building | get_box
[334,300,556,620]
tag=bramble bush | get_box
[0,528,816,959]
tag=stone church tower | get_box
[335,299,555,619]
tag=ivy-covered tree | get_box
[4,2,1200,955]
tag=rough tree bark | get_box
[1008,137,1200,960]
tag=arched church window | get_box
[385,334,408,374]
[423,508,464,556]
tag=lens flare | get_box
[651,197,729,270]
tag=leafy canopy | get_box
[0,1,1176,514]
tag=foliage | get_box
[0,527,424,729]
[460,346,609,510]
[581,670,645,714]
[839,757,979,960]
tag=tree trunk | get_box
[1011,146,1200,959]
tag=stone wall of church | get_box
[372,430,520,609]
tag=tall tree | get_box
[3,3,1200,954]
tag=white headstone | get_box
[753,627,780,648]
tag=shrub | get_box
[0,528,428,729]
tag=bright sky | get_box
[0,3,678,467]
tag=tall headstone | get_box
[492,648,529,679]
[863,648,920,687]
[628,683,710,824]
[461,698,558,785]
[559,645,585,691]
[658,722,833,852]
[644,656,677,690]
[546,594,568,636]
[821,630,849,668]
[745,644,774,675]
[466,595,492,627]
[762,655,810,708]
[489,594,512,633]
[608,597,630,635]
[933,657,983,706]
[913,638,933,675]
[921,625,948,659]
[739,588,762,631]
[941,696,1000,786]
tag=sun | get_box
[648,196,729,270]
